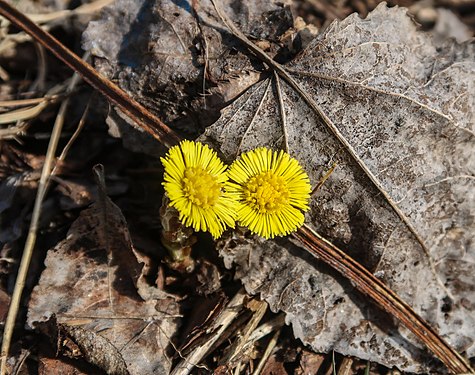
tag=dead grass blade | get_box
[0,96,59,107]
[0,82,67,138]
[28,0,114,24]
[0,122,30,140]
[0,100,50,125]
[170,289,247,375]
[252,329,280,375]
[217,299,267,369]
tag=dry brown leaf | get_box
[199,3,475,373]
[82,0,293,155]
[38,356,96,375]
[27,192,180,374]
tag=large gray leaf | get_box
[201,3,475,372]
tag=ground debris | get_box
[28,187,180,374]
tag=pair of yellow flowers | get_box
[161,140,311,239]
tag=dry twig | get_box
[170,289,247,375]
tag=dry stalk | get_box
[29,0,114,24]
[170,289,248,375]
[337,357,354,375]
[54,95,92,168]
[252,328,281,375]
[217,299,268,369]
[0,60,83,375]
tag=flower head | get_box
[161,140,236,238]
[227,147,311,239]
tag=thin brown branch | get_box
[293,225,474,374]
[0,0,180,149]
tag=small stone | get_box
[415,7,438,28]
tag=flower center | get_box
[243,171,290,213]
[182,166,221,209]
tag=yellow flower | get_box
[161,140,236,238]
[227,147,311,239]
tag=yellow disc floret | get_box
[182,166,221,209]
[161,141,236,238]
[227,147,311,239]
[244,172,290,213]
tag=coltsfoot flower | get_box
[227,147,311,239]
[161,140,236,238]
